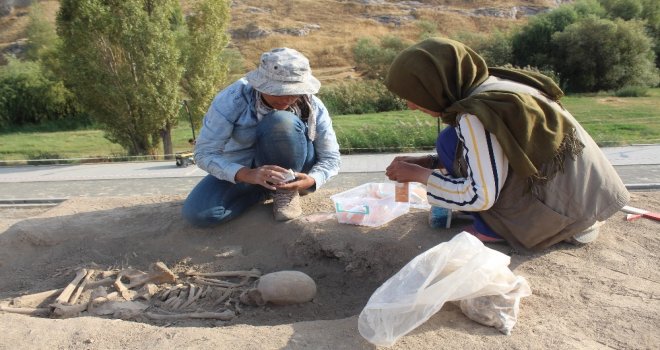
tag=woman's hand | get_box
[276,172,315,191]
[391,154,437,168]
[235,165,292,190]
[385,159,433,185]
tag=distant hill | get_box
[0,0,562,84]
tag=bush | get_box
[614,85,649,96]
[453,31,513,66]
[25,152,68,165]
[318,80,407,115]
[352,36,411,80]
[0,56,83,128]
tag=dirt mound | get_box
[0,190,658,349]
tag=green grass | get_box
[333,110,440,153]
[561,88,660,146]
[1,89,659,162]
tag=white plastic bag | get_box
[358,232,532,347]
[459,276,530,335]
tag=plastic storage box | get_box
[330,183,410,227]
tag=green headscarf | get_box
[385,37,582,182]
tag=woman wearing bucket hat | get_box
[383,38,629,251]
[182,48,340,226]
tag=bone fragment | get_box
[160,284,183,301]
[136,283,158,301]
[144,310,235,321]
[85,277,115,290]
[113,273,136,301]
[55,268,88,305]
[0,305,50,316]
[100,270,119,279]
[11,289,62,308]
[192,276,240,288]
[213,288,234,308]
[70,269,95,304]
[179,284,204,309]
[163,295,180,308]
[125,262,176,289]
[214,246,243,259]
[170,292,187,309]
[233,299,242,314]
[89,300,148,317]
[51,302,88,318]
[185,268,261,279]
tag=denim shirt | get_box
[194,78,341,189]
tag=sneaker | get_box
[463,224,506,243]
[272,189,302,221]
[566,222,601,245]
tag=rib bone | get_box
[143,310,235,321]
[185,268,261,279]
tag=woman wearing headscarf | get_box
[384,38,629,250]
[182,48,340,226]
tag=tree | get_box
[638,0,660,67]
[551,18,659,91]
[511,6,580,69]
[57,0,184,156]
[180,0,231,134]
[600,0,643,20]
[25,3,59,62]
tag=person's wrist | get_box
[427,154,439,168]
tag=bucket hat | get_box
[246,48,321,96]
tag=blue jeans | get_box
[182,111,315,227]
[436,127,500,238]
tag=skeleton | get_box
[0,263,279,323]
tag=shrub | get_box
[352,36,411,80]
[614,85,649,96]
[0,56,82,128]
[453,31,513,66]
[25,152,68,165]
[318,80,406,115]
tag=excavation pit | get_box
[0,193,458,327]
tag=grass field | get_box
[0,89,658,163]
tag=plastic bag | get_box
[459,276,531,335]
[408,182,430,210]
[358,232,532,347]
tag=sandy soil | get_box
[0,188,658,350]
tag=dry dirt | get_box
[0,189,658,349]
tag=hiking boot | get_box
[272,189,302,221]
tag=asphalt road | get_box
[0,145,658,201]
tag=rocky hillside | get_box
[1,0,562,83]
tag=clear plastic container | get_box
[331,183,410,227]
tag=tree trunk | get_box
[161,125,173,160]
